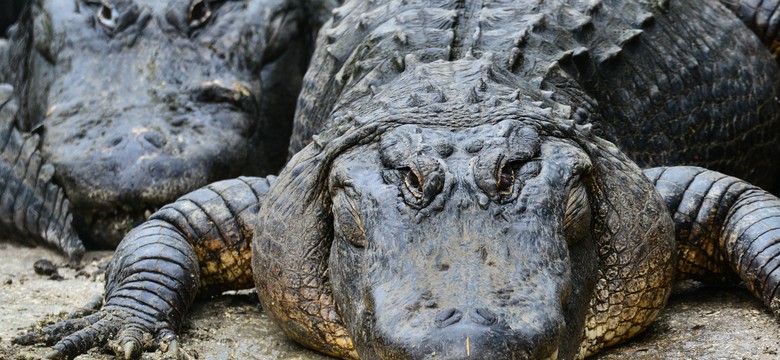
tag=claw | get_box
[164,338,179,353]
[44,350,63,360]
[124,340,138,360]
[165,339,180,359]
[159,339,179,355]
[13,313,102,346]
[111,322,149,359]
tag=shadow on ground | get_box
[0,242,778,359]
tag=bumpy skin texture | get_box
[0,0,321,251]
[721,0,780,57]
[14,176,271,359]
[265,1,778,359]
[289,0,780,194]
[645,167,780,315]
[0,84,83,261]
[14,0,780,359]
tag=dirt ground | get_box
[0,242,779,360]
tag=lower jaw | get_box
[73,207,159,249]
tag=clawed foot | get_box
[13,303,193,360]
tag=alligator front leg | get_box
[645,166,780,314]
[14,176,273,359]
[0,84,84,262]
[720,0,780,58]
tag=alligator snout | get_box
[42,98,254,247]
[393,306,563,360]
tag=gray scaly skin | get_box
[0,84,84,261]
[721,0,780,57]
[0,0,328,255]
[13,0,780,359]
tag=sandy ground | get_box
[0,242,779,360]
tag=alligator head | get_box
[326,121,598,359]
[254,58,677,359]
[5,0,310,247]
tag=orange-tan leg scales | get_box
[14,176,272,359]
[646,166,780,314]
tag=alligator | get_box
[0,0,332,260]
[10,0,780,359]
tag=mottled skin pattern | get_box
[0,0,326,256]
[11,0,780,359]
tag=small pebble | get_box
[33,259,58,276]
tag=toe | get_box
[52,317,121,358]
[13,313,102,346]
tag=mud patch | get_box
[1,242,778,359]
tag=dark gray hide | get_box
[1,0,317,249]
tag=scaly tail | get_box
[720,0,780,58]
[0,84,84,262]
[14,176,273,359]
[645,166,780,315]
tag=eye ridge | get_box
[189,0,213,28]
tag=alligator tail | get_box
[645,166,780,316]
[720,0,780,58]
[0,84,84,262]
[15,176,272,359]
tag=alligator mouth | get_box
[72,205,161,249]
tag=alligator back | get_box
[263,0,780,357]
[290,0,780,189]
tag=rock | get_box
[33,259,57,277]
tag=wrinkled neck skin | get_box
[8,0,303,246]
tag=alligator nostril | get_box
[107,136,123,148]
[469,308,498,326]
[435,308,462,328]
[141,131,167,149]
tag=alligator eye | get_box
[188,0,212,28]
[97,3,117,30]
[496,163,515,196]
[402,168,424,199]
